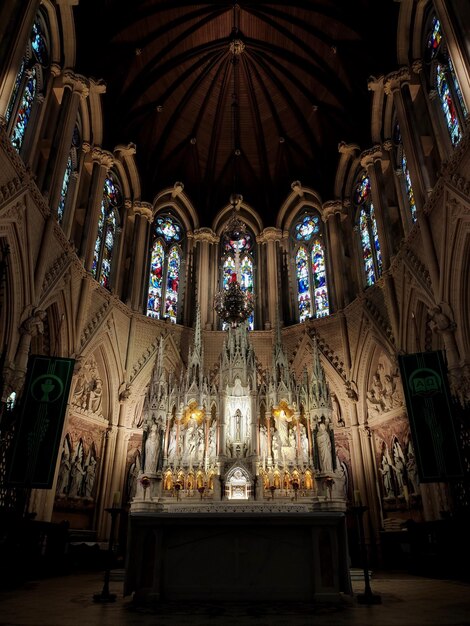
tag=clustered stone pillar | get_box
[257,227,282,329]
[323,201,347,310]
[193,227,218,330]
[80,147,114,272]
[45,71,89,213]
[128,201,153,311]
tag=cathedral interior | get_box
[0,0,470,602]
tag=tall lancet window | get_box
[425,15,467,147]
[92,173,122,289]
[147,214,183,322]
[393,121,417,223]
[6,13,50,153]
[221,230,254,330]
[293,214,329,322]
[57,124,82,223]
[355,173,382,287]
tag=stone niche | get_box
[124,511,352,605]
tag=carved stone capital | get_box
[360,145,383,169]
[384,67,411,95]
[92,147,114,170]
[257,227,282,243]
[382,139,393,152]
[89,77,107,94]
[133,200,153,221]
[322,200,343,220]
[411,59,423,75]
[81,141,91,154]
[50,63,62,78]
[193,227,219,244]
[63,70,89,99]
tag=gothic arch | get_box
[276,186,322,232]
[213,201,262,238]
[153,185,199,233]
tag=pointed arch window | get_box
[92,174,122,289]
[6,11,50,153]
[147,214,183,322]
[425,15,467,147]
[355,173,382,287]
[221,231,254,330]
[57,124,81,223]
[293,213,329,321]
[393,121,417,223]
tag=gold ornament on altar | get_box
[183,401,205,424]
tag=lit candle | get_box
[112,491,120,507]
[353,490,362,506]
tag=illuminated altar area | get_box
[125,214,351,604]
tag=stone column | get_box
[128,201,153,311]
[322,201,347,310]
[61,141,90,241]
[46,71,89,213]
[79,147,114,272]
[360,146,392,271]
[384,67,433,209]
[193,228,218,330]
[257,227,282,329]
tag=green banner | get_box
[398,351,463,482]
[7,355,75,488]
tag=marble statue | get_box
[316,421,333,472]
[144,423,161,473]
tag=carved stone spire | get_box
[187,304,204,388]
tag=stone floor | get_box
[0,569,470,626]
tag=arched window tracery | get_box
[355,173,382,287]
[92,173,122,289]
[425,15,467,147]
[147,214,183,322]
[6,11,50,153]
[292,213,329,321]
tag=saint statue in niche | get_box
[316,420,333,472]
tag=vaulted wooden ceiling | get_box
[74,1,399,225]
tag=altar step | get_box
[350,568,373,581]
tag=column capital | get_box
[194,227,219,244]
[62,70,90,99]
[321,200,343,220]
[411,59,423,75]
[257,226,282,243]
[384,66,411,95]
[50,63,62,78]
[91,147,114,170]
[132,200,153,222]
[360,145,383,169]
[338,141,360,156]
[382,139,394,152]
[291,180,304,197]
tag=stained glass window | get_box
[92,175,121,289]
[355,174,382,287]
[401,153,417,222]
[311,240,329,317]
[7,14,49,153]
[426,15,467,146]
[220,227,255,330]
[295,215,320,241]
[165,246,180,322]
[146,215,184,322]
[10,70,37,152]
[293,213,329,321]
[296,246,312,322]
[147,240,164,318]
[57,156,73,223]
